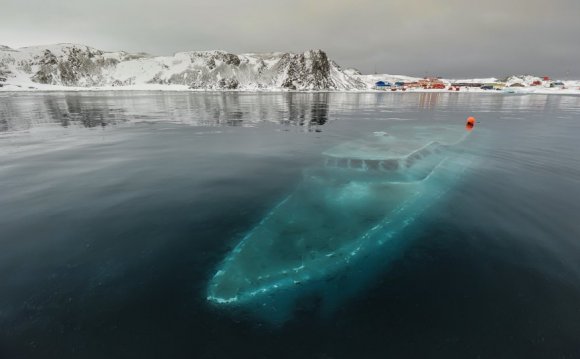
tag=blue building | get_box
[374,81,392,89]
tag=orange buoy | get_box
[466,116,476,131]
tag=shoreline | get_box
[2,85,580,96]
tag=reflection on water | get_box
[2,92,580,134]
[0,92,332,132]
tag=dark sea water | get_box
[1,92,579,359]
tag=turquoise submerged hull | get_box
[207,124,474,323]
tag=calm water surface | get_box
[1,92,579,358]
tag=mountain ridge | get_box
[0,43,366,91]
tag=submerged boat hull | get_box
[207,124,474,322]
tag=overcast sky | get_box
[1,0,579,77]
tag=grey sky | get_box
[1,0,579,77]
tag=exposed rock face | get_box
[26,45,117,86]
[218,78,239,89]
[278,50,333,90]
[0,44,365,91]
[0,45,15,84]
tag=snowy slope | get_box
[1,43,579,93]
[0,43,365,91]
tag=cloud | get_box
[1,0,578,77]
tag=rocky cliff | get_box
[0,43,365,91]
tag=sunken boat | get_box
[207,121,476,322]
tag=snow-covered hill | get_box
[2,43,579,93]
[0,43,365,91]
